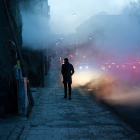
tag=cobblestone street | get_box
[0,61,140,140]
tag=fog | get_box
[71,17,140,106]
[67,14,140,107]
[20,0,140,107]
[20,1,50,49]
[76,15,140,62]
[72,68,140,107]
[49,0,136,34]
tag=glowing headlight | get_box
[86,66,88,69]
[80,67,82,69]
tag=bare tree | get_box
[121,0,140,15]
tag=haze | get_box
[48,0,136,34]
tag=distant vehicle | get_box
[79,63,89,70]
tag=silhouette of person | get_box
[61,58,74,100]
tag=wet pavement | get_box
[0,60,140,140]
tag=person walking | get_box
[61,58,74,100]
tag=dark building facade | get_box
[0,0,51,115]
[0,0,22,114]
[76,15,140,62]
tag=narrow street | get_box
[0,60,139,140]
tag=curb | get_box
[7,125,24,140]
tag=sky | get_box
[48,0,135,34]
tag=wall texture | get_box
[0,0,22,114]
[0,0,50,115]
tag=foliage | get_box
[121,0,140,15]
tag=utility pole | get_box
[47,48,49,72]
[42,50,45,87]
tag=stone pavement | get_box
[0,61,140,140]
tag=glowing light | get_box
[102,66,103,67]
[84,56,86,58]
[133,66,136,69]
[126,63,128,64]
[86,66,88,69]
[80,67,82,69]
[61,38,62,39]
[122,65,125,67]
[117,66,119,68]
[112,63,115,65]
[87,89,92,91]
[105,63,107,64]
[70,55,73,57]
[108,66,111,68]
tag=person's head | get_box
[64,58,68,63]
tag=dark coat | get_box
[61,62,74,84]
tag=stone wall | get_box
[22,49,42,87]
[0,0,22,114]
[0,0,51,115]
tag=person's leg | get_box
[64,82,67,98]
[68,83,71,100]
